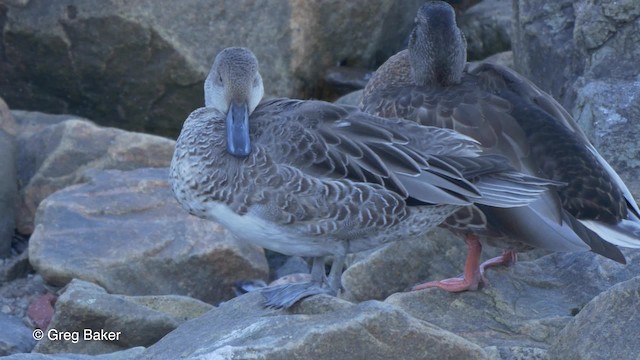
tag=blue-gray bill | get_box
[226,102,251,157]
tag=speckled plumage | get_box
[170,47,556,307]
[361,1,640,291]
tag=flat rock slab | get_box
[549,276,640,360]
[386,249,640,356]
[14,114,176,234]
[33,279,212,355]
[0,312,36,355]
[141,291,488,360]
[29,168,269,304]
[3,347,144,360]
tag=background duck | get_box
[169,47,557,308]
[361,0,640,292]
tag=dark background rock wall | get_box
[0,0,425,137]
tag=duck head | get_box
[204,47,265,157]
[408,1,467,87]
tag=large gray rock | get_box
[141,291,488,359]
[342,228,471,303]
[3,347,144,360]
[14,113,175,234]
[386,249,640,357]
[33,279,212,355]
[458,0,513,60]
[0,97,17,258]
[341,227,545,303]
[511,0,580,101]
[1,0,425,136]
[0,312,36,355]
[29,168,269,304]
[512,0,640,198]
[548,276,640,360]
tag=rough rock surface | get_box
[1,0,425,136]
[342,227,547,303]
[33,279,212,355]
[0,312,36,356]
[14,112,175,234]
[3,347,144,360]
[548,276,640,360]
[29,167,269,304]
[512,0,640,198]
[0,97,17,258]
[386,249,640,357]
[141,291,488,360]
[458,0,513,60]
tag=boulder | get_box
[33,279,212,355]
[141,291,488,359]
[341,227,546,303]
[0,312,36,355]
[342,228,471,303]
[386,249,640,357]
[0,98,17,258]
[29,168,269,304]
[1,0,425,136]
[2,347,144,360]
[14,113,175,234]
[512,0,640,198]
[548,276,640,359]
[458,0,513,60]
[511,0,580,101]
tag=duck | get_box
[169,47,557,308]
[361,0,640,292]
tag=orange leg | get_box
[412,234,483,292]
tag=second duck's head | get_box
[204,47,265,157]
[408,1,466,87]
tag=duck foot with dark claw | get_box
[479,250,517,277]
[261,282,334,309]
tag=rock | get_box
[385,249,640,355]
[342,227,518,303]
[0,274,49,322]
[14,113,175,234]
[1,0,425,136]
[33,279,212,355]
[0,97,17,258]
[571,79,640,200]
[334,89,364,107]
[3,347,145,360]
[512,0,579,101]
[512,0,640,198]
[458,0,512,60]
[548,276,640,359]
[0,312,36,355]
[26,293,56,330]
[29,167,269,304]
[481,50,514,68]
[323,66,372,99]
[0,246,31,283]
[141,291,488,359]
[272,255,309,280]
